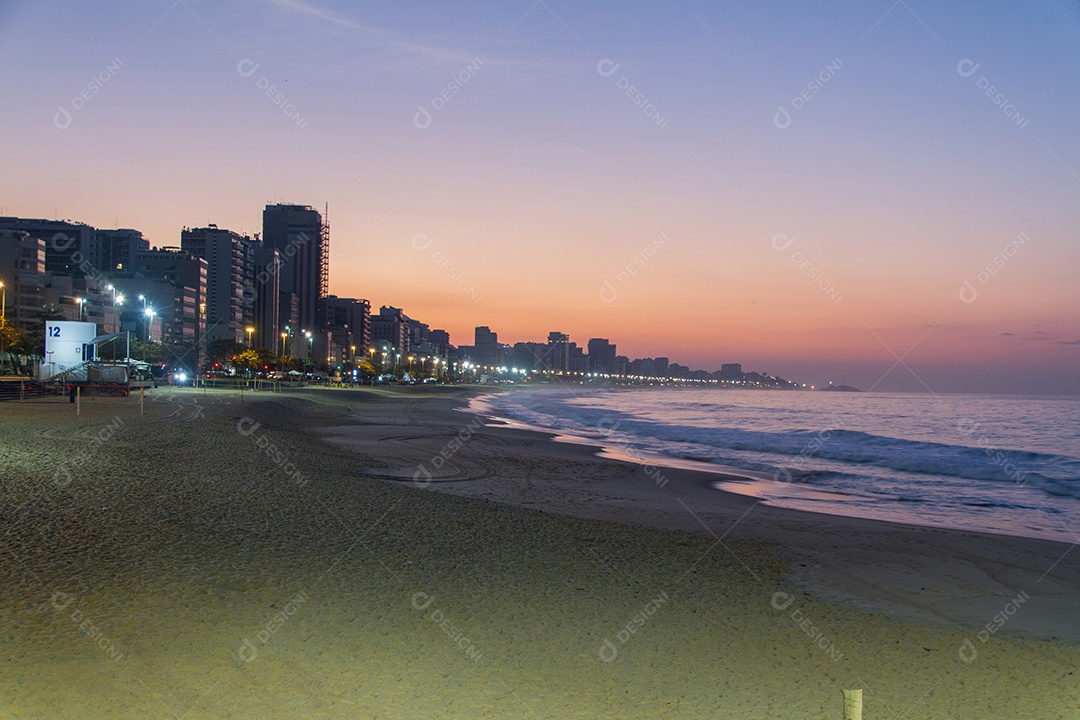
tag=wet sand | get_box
[1,386,1077,718]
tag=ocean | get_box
[477,386,1080,544]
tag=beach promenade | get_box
[1,386,1076,718]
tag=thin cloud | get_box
[260,0,481,66]
[259,0,581,73]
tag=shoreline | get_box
[326,385,1080,645]
[465,387,1076,546]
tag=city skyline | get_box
[2,1,1078,393]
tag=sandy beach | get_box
[1,385,1077,718]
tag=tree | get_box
[234,348,260,373]
[129,336,168,365]
[207,339,246,367]
[0,323,25,374]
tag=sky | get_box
[1,0,1078,394]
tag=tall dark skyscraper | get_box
[587,338,617,374]
[474,326,498,366]
[261,204,329,332]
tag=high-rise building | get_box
[324,295,371,360]
[0,217,98,280]
[0,217,142,334]
[474,326,498,367]
[718,363,743,380]
[587,338,616,374]
[0,230,46,330]
[568,343,588,373]
[428,329,451,358]
[252,246,281,353]
[261,204,328,332]
[181,225,256,344]
[96,228,149,273]
[371,306,408,352]
[128,249,207,349]
[406,318,429,350]
[546,331,569,371]
[512,342,546,372]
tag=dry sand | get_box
[1,385,1077,718]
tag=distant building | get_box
[512,342,546,372]
[404,317,428,352]
[129,249,207,349]
[261,204,328,332]
[546,331,569,371]
[0,217,98,280]
[0,230,45,330]
[96,228,149,273]
[428,329,451,357]
[324,295,371,360]
[718,363,743,380]
[614,355,630,376]
[568,343,588,373]
[631,358,656,376]
[252,246,281,353]
[0,217,145,334]
[587,338,616,374]
[181,225,256,344]
[474,326,498,367]
[371,305,408,352]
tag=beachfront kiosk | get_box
[43,321,97,377]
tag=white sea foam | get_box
[488,388,1080,543]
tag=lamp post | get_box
[0,281,5,375]
[280,331,288,357]
[76,297,86,321]
[143,307,155,341]
[245,326,255,347]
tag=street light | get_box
[245,326,255,347]
[143,307,155,340]
[0,281,5,375]
[280,331,288,356]
[76,297,87,321]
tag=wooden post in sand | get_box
[140,387,145,416]
[76,386,81,416]
[843,689,862,720]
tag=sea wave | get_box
[492,392,1080,501]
